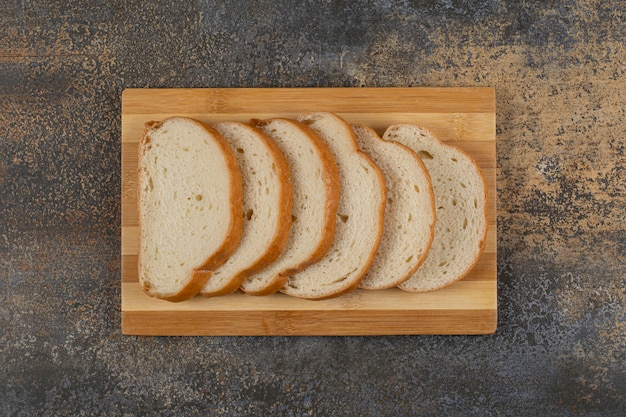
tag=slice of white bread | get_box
[240,118,341,295]
[281,112,386,300]
[138,117,243,302]
[200,122,293,297]
[352,124,436,290]
[383,124,488,292]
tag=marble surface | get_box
[1,1,624,415]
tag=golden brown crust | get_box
[200,122,293,297]
[136,123,151,296]
[138,117,243,302]
[160,270,213,302]
[393,144,436,286]
[292,120,341,269]
[193,120,244,272]
[245,273,290,297]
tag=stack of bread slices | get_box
[137,113,487,302]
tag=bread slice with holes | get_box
[352,124,436,289]
[383,124,487,292]
[280,112,386,300]
[240,118,341,295]
[200,121,293,297]
[138,117,243,302]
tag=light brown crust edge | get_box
[389,124,489,293]
[138,117,244,302]
[279,119,341,272]
[353,123,437,290]
[241,118,342,296]
[281,112,387,300]
[199,122,293,297]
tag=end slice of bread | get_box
[352,124,436,290]
[138,117,243,302]
[383,124,488,292]
[240,118,341,295]
[200,122,293,297]
[281,112,386,300]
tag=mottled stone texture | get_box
[1,0,624,416]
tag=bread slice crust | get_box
[138,117,243,302]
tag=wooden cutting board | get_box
[121,87,497,335]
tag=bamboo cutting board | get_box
[121,87,497,335]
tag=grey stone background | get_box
[1,1,624,416]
